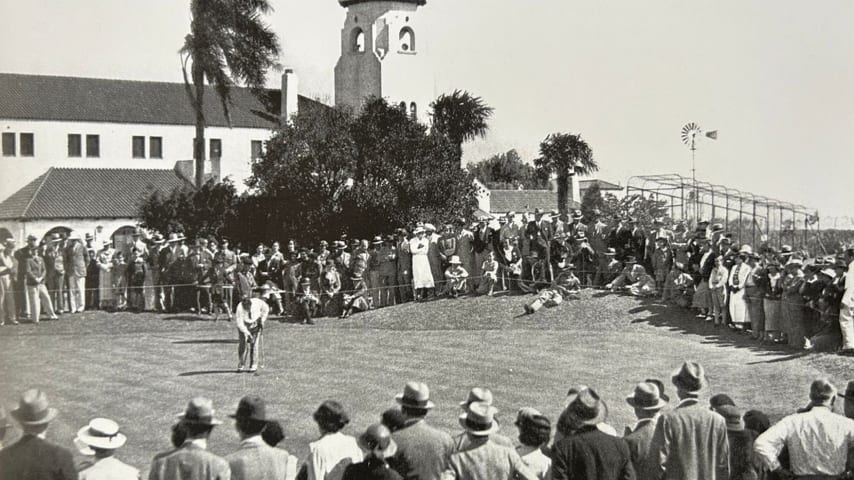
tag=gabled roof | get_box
[0,167,190,220]
[579,179,622,191]
[0,73,327,129]
[488,190,579,214]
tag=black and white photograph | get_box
[0,1,853,479]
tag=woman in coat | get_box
[728,247,752,330]
[409,227,433,301]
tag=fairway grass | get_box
[0,290,849,475]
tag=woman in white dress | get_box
[409,227,434,301]
[728,246,752,329]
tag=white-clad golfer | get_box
[234,290,268,373]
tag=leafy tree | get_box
[466,149,548,189]
[430,90,494,164]
[580,182,605,220]
[140,179,240,239]
[534,133,598,214]
[180,0,281,187]
[247,97,478,244]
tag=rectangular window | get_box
[19,133,34,156]
[2,132,16,156]
[210,138,222,159]
[132,136,145,158]
[251,140,263,161]
[149,137,163,159]
[68,134,82,157]
[86,134,100,158]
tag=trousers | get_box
[840,301,854,350]
[27,284,57,321]
[68,275,86,312]
[238,327,261,368]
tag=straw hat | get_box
[74,418,127,454]
[448,255,462,265]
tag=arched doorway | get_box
[111,225,138,258]
[43,226,72,243]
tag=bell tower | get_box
[334,0,433,124]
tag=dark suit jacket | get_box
[343,459,402,480]
[390,419,454,480]
[624,419,658,480]
[0,434,78,480]
[551,425,635,480]
[148,442,230,480]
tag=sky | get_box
[1,0,853,222]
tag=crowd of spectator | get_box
[1,363,852,480]
[1,210,852,355]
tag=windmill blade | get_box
[705,130,718,140]
[681,122,701,145]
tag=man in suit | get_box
[0,389,77,480]
[551,388,636,480]
[441,402,537,480]
[226,396,297,480]
[25,238,58,322]
[66,232,90,313]
[650,362,729,480]
[75,418,139,480]
[149,397,231,480]
[624,380,668,480]
[14,235,36,319]
[0,239,18,325]
[389,382,454,480]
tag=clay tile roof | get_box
[0,167,190,220]
[339,0,425,6]
[579,179,622,191]
[489,190,579,214]
[0,73,326,129]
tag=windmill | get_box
[680,123,717,223]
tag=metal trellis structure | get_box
[626,174,819,251]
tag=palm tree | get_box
[534,133,598,214]
[180,0,281,187]
[430,90,494,165]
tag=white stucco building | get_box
[334,0,434,124]
[0,71,317,203]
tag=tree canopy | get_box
[180,0,281,187]
[466,149,548,189]
[535,133,598,214]
[430,90,494,164]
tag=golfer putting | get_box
[234,288,269,373]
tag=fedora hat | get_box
[11,389,58,426]
[449,255,462,265]
[738,245,753,255]
[716,405,744,431]
[838,381,854,400]
[604,248,616,256]
[395,381,435,409]
[458,401,499,437]
[67,232,82,241]
[818,267,837,279]
[371,236,383,245]
[48,232,63,243]
[84,233,94,241]
[624,256,637,264]
[424,223,436,232]
[74,418,127,454]
[357,424,397,458]
[176,397,222,425]
[564,388,607,428]
[351,272,364,281]
[571,210,583,219]
[671,361,707,393]
[459,387,493,408]
[151,233,165,244]
[299,277,311,286]
[229,396,267,421]
[413,226,425,234]
[780,244,793,254]
[626,382,668,410]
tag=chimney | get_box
[281,69,299,124]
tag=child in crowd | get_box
[444,255,469,298]
[708,256,729,326]
[295,276,318,325]
[480,251,498,296]
[111,251,128,310]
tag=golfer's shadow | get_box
[172,339,238,345]
[177,369,240,377]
